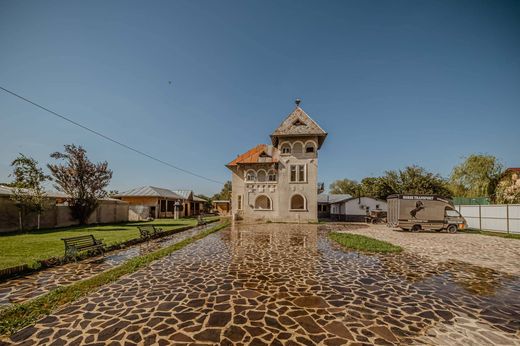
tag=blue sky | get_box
[1,0,519,196]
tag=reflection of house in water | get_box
[229,224,318,252]
[226,224,321,293]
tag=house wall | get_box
[0,196,129,232]
[331,197,388,222]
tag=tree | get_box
[384,165,452,197]
[495,171,520,204]
[212,181,232,201]
[450,154,504,201]
[9,154,50,230]
[329,179,361,196]
[330,166,451,201]
[359,177,394,200]
[48,144,112,224]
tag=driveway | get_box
[6,223,520,345]
[329,223,520,276]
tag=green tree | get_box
[212,181,232,201]
[329,179,361,196]
[359,177,394,200]
[48,144,112,225]
[450,154,504,201]
[9,154,50,230]
[384,165,452,197]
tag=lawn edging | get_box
[0,219,230,337]
[0,218,219,282]
[329,231,403,253]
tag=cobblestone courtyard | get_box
[4,223,520,345]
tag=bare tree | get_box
[48,144,112,225]
[9,154,50,230]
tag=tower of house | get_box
[226,100,327,222]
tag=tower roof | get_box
[270,106,327,148]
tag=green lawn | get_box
[0,217,218,270]
[461,228,520,240]
[329,232,403,253]
[0,219,230,336]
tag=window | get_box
[290,194,305,210]
[281,143,291,154]
[305,143,315,153]
[245,170,256,182]
[292,142,303,154]
[254,195,271,210]
[160,200,166,212]
[298,165,305,182]
[167,200,175,212]
[237,195,242,210]
[257,170,267,182]
[290,164,306,182]
[268,170,277,182]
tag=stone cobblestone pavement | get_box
[0,224,214,307]
[3,223,520,345]
[331,223,520,276]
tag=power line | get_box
[0,85,225,185]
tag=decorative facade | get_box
[226,101,327,222]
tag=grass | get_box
[461,228,520,240]
[329,232,403,253]
[0,217,219,270]
[0,219,230,337]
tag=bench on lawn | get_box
[61,235,104,260]
[197,215,207,226]
[138,225,163,240]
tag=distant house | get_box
[0,185,128,232]
[318,194,387,221]
[317,194,352,219]
[114,186,206,221]
[212,200,231,216]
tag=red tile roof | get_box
[226,144,279,167]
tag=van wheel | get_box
[411,225,421,232]
[447,224,458,233]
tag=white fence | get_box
[455,204,520,234]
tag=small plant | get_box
[329,232,402,253]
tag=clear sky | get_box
[1,0,519,196]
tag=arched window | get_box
[257,170,267,182]
[305,142,315,153]
[292,142,303,154]
[245,170,256,182]
[290,194,306,210]
[267,169,277,182]
[254,195,272,210]
[281,143,291,154]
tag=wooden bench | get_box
[61,235,104,260]
[197,215,207,226]
[137,225,163,240]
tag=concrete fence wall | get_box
[0,197,129,233]
[455,204,520,234]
